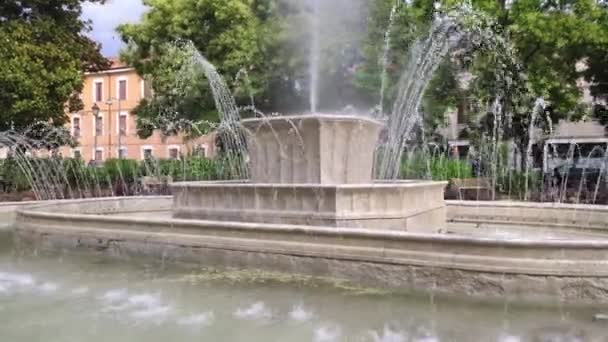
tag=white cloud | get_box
[82,0,147,57]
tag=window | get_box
[144,149,153,159]
[169,148,179,160]
[94,149,103,161]
[118,79,127,100]
[72,117,81,137]
[94,81,103,102]
[118,113,127,136]
[195,145,207,158]
[73,149,82,159]
[95,114,103,136]
[118,148,128,159]
[142,146,153,160]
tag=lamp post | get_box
[92,103,100,163]
[105,98,113,159]
[106,97,123,158]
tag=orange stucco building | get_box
[61,59,216,162]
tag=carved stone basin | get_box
[241,114,383,184]
[172,114,447,231]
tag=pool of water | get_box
[0,231,605,341]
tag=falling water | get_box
[378,4,398,117]
[235,68,255,109]
[375,13,465,179]
[0,132,83,200]
[524,98,545,200]
[181,42,249,179]
[309,0,320,113]
[491,98,503,200]
[0,118,233,201]
[592,147,608,203]
[375,4,523,181]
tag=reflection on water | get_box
[0,231,605,341]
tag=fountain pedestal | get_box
[244,115,382,184]
[172,115,447,230]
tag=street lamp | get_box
[92,103,100,164]
[106,97,123,159]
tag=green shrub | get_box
[0,158,31,192]
[104,159,140,184]
[497,170,543,200]
[401,153,473,181]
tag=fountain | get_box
[171,114,447,230]
[309,0,320,113]
[3,7,608,336]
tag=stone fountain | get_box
[172,114,447,230]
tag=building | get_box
[60,59,216,162]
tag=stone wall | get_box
[11,197,608,303]
[447,200,608,232]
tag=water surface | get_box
[0,231,605,341]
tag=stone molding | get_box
[11,197,608,302]
[172,181,447,229]
[447,200,608,231]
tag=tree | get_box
[118,0,265,131]
[360,0,608,168]
[120,0,373,126]
[459,0,608,169]
[0,1,109,131]
[583,2,608,129]
[355,0,436,112]
[127,42,219,139]
[355,0,466,139]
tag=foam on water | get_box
[127,293,162,307]
[289,304,314,322]
[234,301,273,320]
[0,271,35,286]
[130,305,172,320]
[176,312,215,326]
[499,335,521,342]
[103,292,165,314]
[38,282,59,293]
[313,324,342,342]
[102,289,129,303]
[370,325,407,342]
[99,291,173,323]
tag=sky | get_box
[82,0,148,57]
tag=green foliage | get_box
[497,170,543,201]
[355,0,437,111]
[104,159,140,184]
[0,158,30,192]
[358,0,608,156]
[422,61,460,132]
[118,0,263,129]
[0,1,109,131]
[455,0,608,157]
[152,157,224,181]
[0,156,235,198]
[401,152,473,181]
[21,122,78,150]
[120,0,374,127]
[128,43,220,139]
